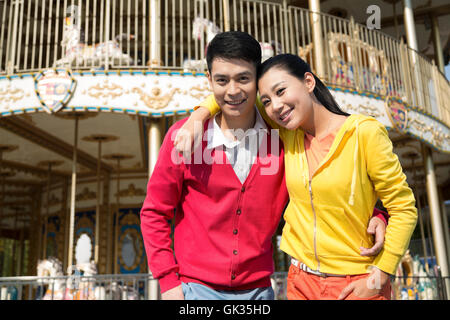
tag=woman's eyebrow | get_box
[259,81,286,100]
[271,81,285,91]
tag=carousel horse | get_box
[413,255,437,300]
[260,40,282,62]
[103,281,139,300]
[182,17,221,72]
[72,261,139,300]
[66,260,99,300]
[392,250,435,300]
[298,42,313,64]
[182,17,282,72]
[36,257,66,300]
[54,17,134,68]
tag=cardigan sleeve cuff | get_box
[373,207,389,225]
[373,249,402,275]
[158,271,181,294]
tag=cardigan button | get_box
[236,209,241,215]
[231,274,236,280]
[233,250,238,255]
[233,229,238,235]
[241,186,245,192]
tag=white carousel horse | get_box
[182,17,282,72]
[260,40,282,62]
[54,17,134,68]
[183,17,221,72]
[412,255,437,300]
[36,257,66,300]
[65,260,100,300]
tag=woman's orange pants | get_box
[286,264,391,300]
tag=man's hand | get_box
[174,107,210,159]
[360,216,385,257]
[161,284,184,300]
[338,267,389,300]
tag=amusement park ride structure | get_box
[0,0,449,300]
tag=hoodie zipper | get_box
[305,126,353,272]
[308,179,320,271]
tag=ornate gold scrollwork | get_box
[408,118,450,148]
[88,79,124,100]
[132,86,180,110]
[0,84,25,107]
[343,103,381,118]
[188,83,212,100]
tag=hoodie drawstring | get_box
[348,121,359,206]
[298,134,307,188]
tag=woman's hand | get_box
[360,216,386,256]
[338,267,390,300]
[174,107,211,159]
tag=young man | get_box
[140,31,387,300]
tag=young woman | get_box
[176,54,417,300]
[255,54,417,300]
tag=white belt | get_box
[291,259,347,278]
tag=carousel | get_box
[0,0,449,300]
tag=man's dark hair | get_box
[206,31,261,72]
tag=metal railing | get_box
[0,272,287,300]
[2,271,447,300]
[0,0,449,125]
[0,273,159,300]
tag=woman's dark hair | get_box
[206,31,262,72]
[257,54,349,116]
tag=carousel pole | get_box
[115,157,120,275]
[10,206,21,276]
[438,187,450,265]
[421,144,450,297]
[17,215,26,276]
[29,188,41,276]
[96,140,103,265]
[223,0,230,32]
[37,160,63,260]
[55,111,97,273]
[148,119,162,176]
[308,0,325,78]
[404,151,430,272]
[43,162,51,259]
[103,153,133,274]
[33,186,43,274]
[147,119,163,299]
[67,115,79,271]
[82,135,118,267]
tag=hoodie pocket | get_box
[282,199,316,256]
[315,203,372,258]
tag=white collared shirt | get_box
[206,107,268,184]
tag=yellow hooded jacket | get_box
[200,95,417,275]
